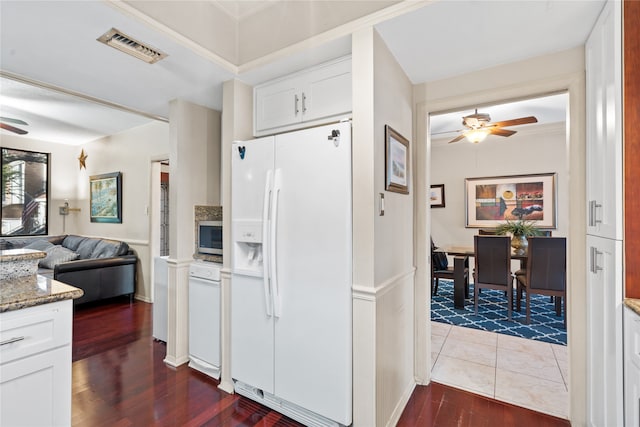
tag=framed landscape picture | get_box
[430,184,445,208]
[465,172,557,228]
[90,172,122,223]
[384,125,410,194]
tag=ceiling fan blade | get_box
[490,128,517,137]
[447,134,467,144]
[0,122,29,135]
[0,117,29,126]
[432,129,465,136]
[490,116,538,128]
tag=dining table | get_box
[438,245,528,309]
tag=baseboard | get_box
[385,380,416,427]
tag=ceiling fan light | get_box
[466,128,489,143]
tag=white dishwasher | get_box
[188,261,222,379]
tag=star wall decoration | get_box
[78,149,88,170]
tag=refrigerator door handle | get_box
[262,170,274,317]
[270,169,282,318]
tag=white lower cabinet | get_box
[586,234,624,426]
[625,306,640,427]
[0,300,73,427]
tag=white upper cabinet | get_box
[254,56,351,136]
[585,0,623,240]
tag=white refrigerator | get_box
[231,121,352,427]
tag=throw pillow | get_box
[75,238,100,259]
[24,239,54,252]
[432,251,449,271]
[39,245,79,269]
[90,240,120,259]
[62,235,87,251]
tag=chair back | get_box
[474,235,512,286]
[478,229,498,235]
[526,237,566,292]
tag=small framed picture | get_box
[90,172,122,223]
[385,125,410,194]
[430,184,445,208]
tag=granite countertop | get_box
[625,298,640,317]
[0,275,84,313]
[0,248,46,262]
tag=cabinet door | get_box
[625,307,640,427]
[585,0,623,240]
[254,77,303,134]
[301,58,352,124]
[0,345,71,427]
[586,235,624,426]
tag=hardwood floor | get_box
[72,299,570,426]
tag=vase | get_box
[511,235,528,254]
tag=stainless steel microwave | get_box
[198,220,223,255]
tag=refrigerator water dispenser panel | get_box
[233,220,264,276]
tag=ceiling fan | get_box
[447,109,537,144]
[0,117,29,135]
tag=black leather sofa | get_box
[2,234,137,305]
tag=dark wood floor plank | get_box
[72,299,571,426]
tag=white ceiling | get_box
[430,92,569,144]
[0,0,605,145]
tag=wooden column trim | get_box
[625,0,640,298]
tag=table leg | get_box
[453,256,465,309]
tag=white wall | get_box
[73,121,170,302]
[164,99,220,367]
[352,27,415,427]
[372,29,415,426]
[431,122,568,248]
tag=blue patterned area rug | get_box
[431,280,567,345]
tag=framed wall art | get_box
[90,172,122,223]
[430,184,445,208]
[384,125,410,194]
[465,172,557,228]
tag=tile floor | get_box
[430,322,569,419]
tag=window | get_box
[1,147,49,236]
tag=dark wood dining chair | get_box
[478,229,498,235]
[474,235,513,321]
[515,237,567,326]
[431,238,468,296]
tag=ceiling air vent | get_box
[97,28,167,64]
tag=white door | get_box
[188,277,220,367]
[624,306,640,427]
[254,77,303,133]
[585,0,623,240]
[302,58,352,124]
[586,234,624,426]
[231,136,276,393]
[272,122,352,425]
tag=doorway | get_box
[418,85,584,418]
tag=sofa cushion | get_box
[62,235,87,251]
[47,235,67,245]
[90,239,128,259]
[40,245,79,269]
[75,238,101,259]
[24,239,55,252]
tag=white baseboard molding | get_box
[385,380,416,427]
